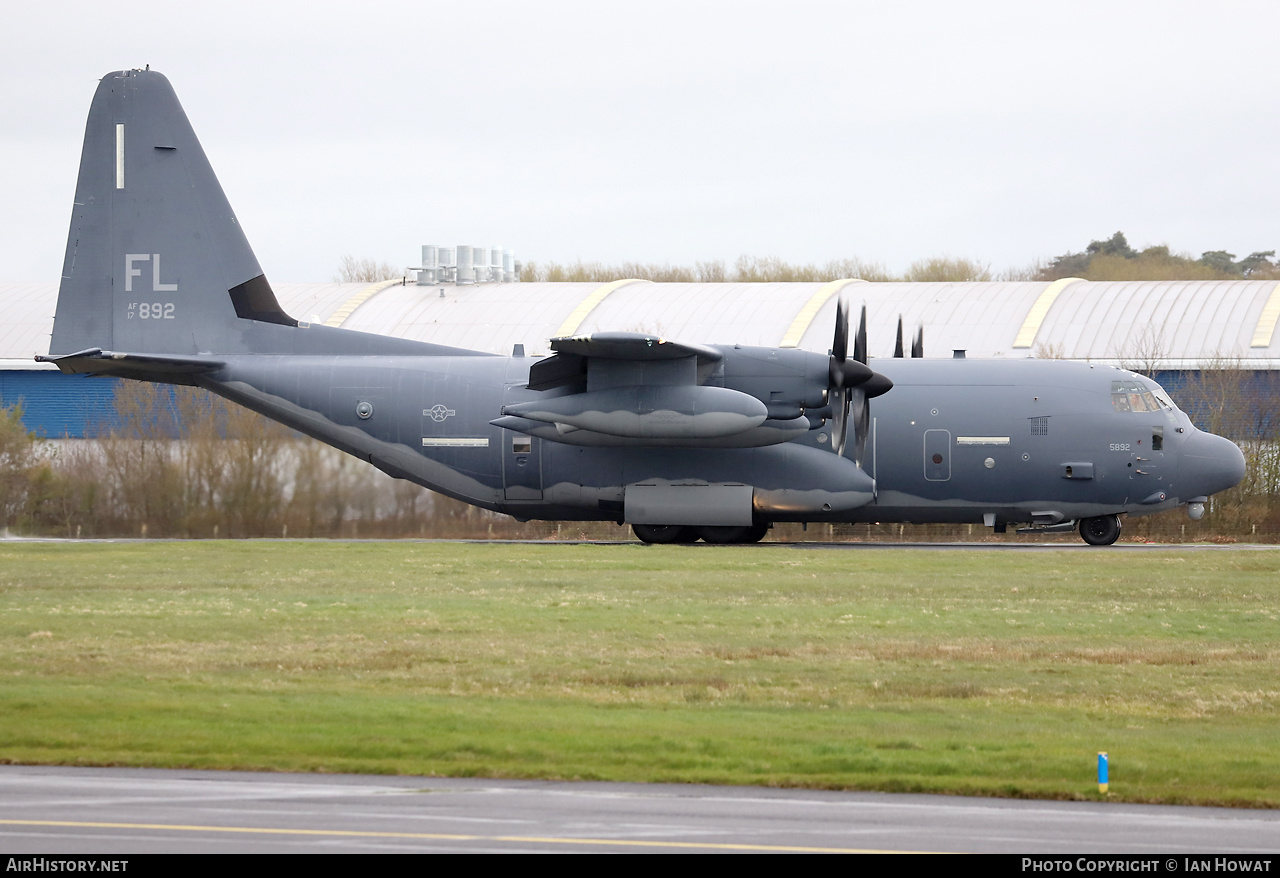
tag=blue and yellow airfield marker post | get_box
[1097,752,1109,794]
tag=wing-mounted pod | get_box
[498,332,810,448]
[503,384,769,440]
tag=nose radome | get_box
[1181,431,1246,498]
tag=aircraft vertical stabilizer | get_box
[51,69,293,358]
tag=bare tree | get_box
[903,256,993,282]
[1178,357,1280,536]
[1034,341,1068,359]
[335,255,404,283]
[1117,323,1169,378]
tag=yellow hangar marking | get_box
[1250,280,1280,348]
[323,279,402,328]
[779,278,867,348]
[0,818,923,854]
[554,278,650,338]
[1013,277,1082,349]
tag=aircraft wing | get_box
[528,332,722,391]
[549,332,722,362]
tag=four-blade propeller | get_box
[827,299,892,464]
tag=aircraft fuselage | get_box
[196,350,1243,533]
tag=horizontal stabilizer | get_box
[36,348,223,382]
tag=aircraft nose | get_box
[1181,430,1246,498]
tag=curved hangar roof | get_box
[4,277,1280,369]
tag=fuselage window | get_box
[1152,425,1164,451]
[512,435,532,454]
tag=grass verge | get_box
[1,541,1277,805]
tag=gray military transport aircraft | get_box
[38,70,1247,545]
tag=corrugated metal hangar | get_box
[4,277,1280,437]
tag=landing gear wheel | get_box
[696,525,752,544]
[1079,514,1121,546]
[744,522,770,543]
[633,524,697,544]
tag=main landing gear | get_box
[1079,514,1121,546]
[632,523,770,544]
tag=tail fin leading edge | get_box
[51,69,294,358]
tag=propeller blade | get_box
[826,298,853,454]
[853,305,867,365]
[831,387,850,457]
[850,389,869,467]
[894,316,904,358]
[832,297,849,363]
[911,325,924,358]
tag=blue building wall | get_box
[0,371,124,438]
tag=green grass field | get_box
[1,541,1277,806]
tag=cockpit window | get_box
[1111,380,1171,414]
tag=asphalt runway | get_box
[1,766,1277,854]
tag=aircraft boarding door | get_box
[502,383,543,501]
[924,429,951,481]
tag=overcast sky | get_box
[4,0,1278,282]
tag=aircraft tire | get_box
[633,524,697,544]
[1079,514,1121,546]
[744,522,770,543]
[695,525,752,544]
